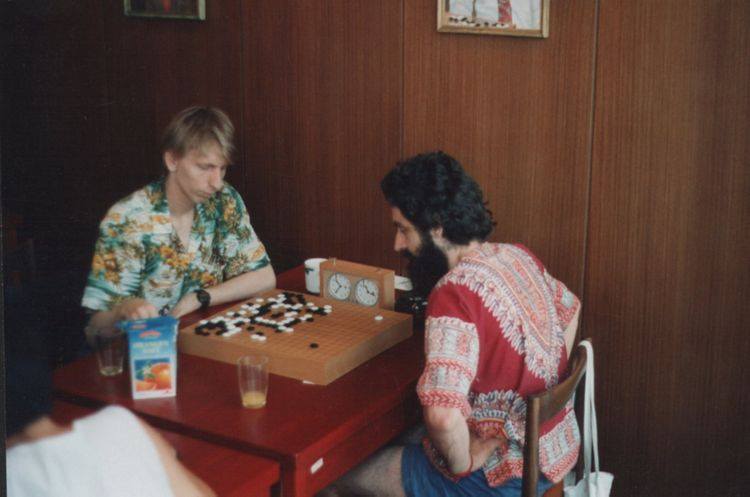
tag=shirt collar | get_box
[147,177,170,214]
[146,177,221,233]
[146,177,172,234]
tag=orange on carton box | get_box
[122,316,178,399]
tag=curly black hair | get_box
[381,151,495,245]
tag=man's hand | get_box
[424,405,504,475]
[468,432,503,471]
[115,298,159,320]
[85,298,159,337]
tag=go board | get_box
[178,289,413,385]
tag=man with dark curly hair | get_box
[324,151,581,497]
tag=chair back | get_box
[521,341,588,497]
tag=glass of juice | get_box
[237,355,269,409]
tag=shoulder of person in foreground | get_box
[79,406,217,497]
[8,405,215,497]
[133,410,217,497]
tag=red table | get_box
[53,266,424,497]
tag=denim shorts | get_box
[401,444,552,497]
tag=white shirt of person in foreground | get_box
[6,405,215,497]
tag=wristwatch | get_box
[195,289,211,310]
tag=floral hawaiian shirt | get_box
[82,178,270,314]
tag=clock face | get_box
[326,272,352,301]
[354,278,379,307]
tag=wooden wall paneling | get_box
[2,1,112,363]
[3,1,110,269]
[403,0,597,293]
[6,1,750,493]
[101,0,245,204]
[241,1,403,273]
[586,1,750,496]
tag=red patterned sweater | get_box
[417,243,581,487]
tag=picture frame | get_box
[438,0,549,38]
[124,0,206,21]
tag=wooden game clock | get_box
[319,259,395,310]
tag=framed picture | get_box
[438,0,549,38]
[124,0,206,21]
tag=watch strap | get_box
[195,289,211,310]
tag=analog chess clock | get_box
[319,259,395,310]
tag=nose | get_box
[208,169,223,192]
[394,232,406,253]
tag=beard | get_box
[401,233,450,298]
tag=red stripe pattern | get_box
[417,243,581,486]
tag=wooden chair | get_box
[522,341,588,497]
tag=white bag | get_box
[564,340,614,497]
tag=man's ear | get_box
[164,151,177,172]
[430,226,445,244]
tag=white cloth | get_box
[448,0,541,28]
[6,406,174,497]
[448,0,500,23]
[510,0,542,29]
[448,0,474,17]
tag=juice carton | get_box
[122,316,178,399]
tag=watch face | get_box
[327,272,352,301]
[354,278,379,307]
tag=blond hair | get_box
[161,106,235,162]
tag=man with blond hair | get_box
[82,106,275,328]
